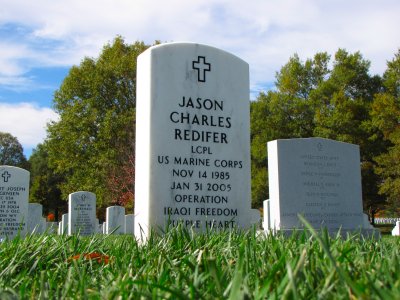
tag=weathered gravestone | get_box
[125,214,135,234]
[134,42,252,239]
[68,191,96,235]
[106,206,125,234]
[59,213,68,234]
[0,166,29,240]
[27,203,45,234]
[266,138,378,236]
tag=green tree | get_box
[46,37,149,213]
[250,52,330,207]
[29,143,66,220]
[311,49,384,217]
[250,49,386,214]
[0,132,28,168]
[371,50,400,215]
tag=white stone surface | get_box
[392,221,400,236]
[134,42,252,239]
[102,222,106,234]
[58,221,62,235]
[60,213,68,234]
[0,166,29,239]
[250,209,261,227]
[125,214,135,234]
[267,138,372,233]
[363,213,374,229]
[106,206,125,234]
[68,191,96,235]
[263,199,270,230]
[27,203,45,234]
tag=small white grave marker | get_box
[0,166,29,240]
[60,213,69,234]
[68,191,96,235]
[106,206,125,234]
[27,203,45,234]
[125,214,135,234]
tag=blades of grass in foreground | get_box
[297,214,365,298]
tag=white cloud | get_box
[0,0,399,89]
[0,103,59,152]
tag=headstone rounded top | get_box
[143,42,247,64]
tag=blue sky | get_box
[0,0,399,158]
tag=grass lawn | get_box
[1,224,400,299]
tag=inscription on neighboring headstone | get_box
[68,191,96,235]
[267,138,370,232]
[0,166,29,240]
[134,42,252,239]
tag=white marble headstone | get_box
[392,221,400,236]
[106,206,125,234]
[0,166,29,240]
[125,214,134,234]
[267,138,378,236]
[263,199,270,230]
[60,213,68,234]
[134,42,252,239]
[68,191,96,235]
[27,203,45,234]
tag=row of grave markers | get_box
[0,170,133,239]
[0,42,388,241]
[0,134,380,240]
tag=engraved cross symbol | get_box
[81,194,87,202]
[192,56,211,82]
[1,171,11,183]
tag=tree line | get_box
[1,37,399,220]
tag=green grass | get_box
[1,225,400,299]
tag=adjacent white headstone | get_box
[263,199,270,230]
[60,213,69,234]
[68,191,96,235]
[58,221,62,235]
[267,138,378,236]
[134,42,252,239]
[98,223,103,233]
[106,206,125,234]
[250,209,261,227]
[125,214,135,234]
[27,203,45,234]
[0,166,29,240]
[392,221,400,236]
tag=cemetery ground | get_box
[1,224,400,299]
